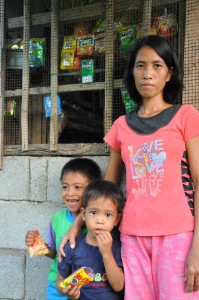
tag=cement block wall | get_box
[0,155,122,300]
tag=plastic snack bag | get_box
[117,24,136,53]
[93,19,106,54]
[77,35,95,56]
[4,100,17,117]
[121,88,139,113]
[29,38,46,67]
[28,234,48,257]
[60,36,77,70]
[44,94,62,118]
[81,59,94,83]
[157,9,178,37]
[60,267,95,289]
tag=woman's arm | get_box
[185,135,199,292]
[104,147,123,184]
[58,212,84,261]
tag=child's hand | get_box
[62,285,80,299]
[25,229,39,246]
[96,230,113,256]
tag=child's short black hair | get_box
[60,158,101,181]
[82,180,124,213]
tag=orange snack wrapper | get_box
[59,267,95,289]
[28,234,48,257]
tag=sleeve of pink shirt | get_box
[104,117,122,152]
[182,105,199,142]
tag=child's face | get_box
[81,197,121,239]
[61,171,90,217]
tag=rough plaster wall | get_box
[0,155,125,300]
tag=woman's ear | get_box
[166,67,173,82]
[81,207,86,221]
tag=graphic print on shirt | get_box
[181,151,194,216]
[128,139,166,199]
[88,273,108,287]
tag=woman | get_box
[60,35,199,299]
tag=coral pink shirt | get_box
[104,105,199,236]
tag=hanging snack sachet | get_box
[29,38,46,67]
[44,94,62,118]
[121,88,140,113]
[60,36,77,70]
[4,100,17,117]
[81,59,94,83]
[77,35,95,56]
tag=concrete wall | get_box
[0,155,122,300]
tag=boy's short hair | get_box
[60,158,101,181]
[82,180,124,213]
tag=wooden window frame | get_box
[1,0,198,163]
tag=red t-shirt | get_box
[104,105,199,236]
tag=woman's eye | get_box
[154,64,162,68]
[135,64,143,69]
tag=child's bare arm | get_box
[56,273,80,299]
[97,231,124,292]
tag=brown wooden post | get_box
[142,0,152,36]
[21,0,30,151]
[104,0,114,151]
[0,0,5,169]
[50,0,58,151]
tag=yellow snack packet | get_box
[28,234,48,257]
[60,267,95,289]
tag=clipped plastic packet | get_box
[4,100,17,117]
[28,234,48,258]
[121,88,139,113]
[81,59,94,83]
[60,266,95,289]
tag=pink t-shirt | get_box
[104,105,199,236]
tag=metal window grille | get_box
[0,0,198,164]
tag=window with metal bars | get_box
[1,0,198,162]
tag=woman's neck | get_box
[138,100,172,118]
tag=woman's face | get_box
[133,46,172,101]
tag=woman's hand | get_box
[58,230,77,262]
[58,212,84,262]
[185,246,199,292]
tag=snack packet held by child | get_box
[28,233,48,257]
[59,267,95,289]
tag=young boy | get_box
[25,158,101,300]
[56,180,124,300]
